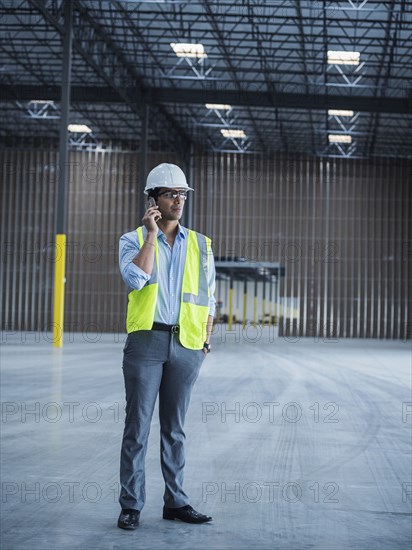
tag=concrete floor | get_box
[1,328,411,550]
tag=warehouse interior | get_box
[1,1,411,549]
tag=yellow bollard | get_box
[242,282,247,329]
[228,282,233,331]
[253,279,258,327]
[53,234,66,348]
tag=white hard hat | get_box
[144,163,194,195]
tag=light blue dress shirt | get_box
[119,224,216,324]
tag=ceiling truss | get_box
[0,0,410,158]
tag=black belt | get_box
[151,322,180,334]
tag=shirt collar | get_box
[156,223,187,240]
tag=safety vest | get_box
[126,226,212,349]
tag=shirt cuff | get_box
[208,299,216,318]
[122,262,151,290]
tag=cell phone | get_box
[146,197,156,209]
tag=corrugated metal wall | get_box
[1,148,410,339]
[1,149,180,337]
[192,153,410,339]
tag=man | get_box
[117,163,215,530]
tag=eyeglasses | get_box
[158,190,188,200]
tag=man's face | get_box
[156,187,187,221]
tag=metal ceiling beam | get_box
[294,0,315,155]
[368,0,397,157]
[0,6,141,140]
[3,84,410,114]
[27,0,191,156]
[73,0,191,155]
[0,45,139,142]
[201,0,267,151]
[108,1,412,21]
[244,4,289,152]
[114,0,202,156]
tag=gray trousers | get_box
[119,329,205,511]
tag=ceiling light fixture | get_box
[170,43,207,58]
[328,109,354,117]
[327,50,360,65]
[68,124,92,133]
[328,134,352,143]
[221,129,246,139]
[30,99,54,104]
[205,103,232,110]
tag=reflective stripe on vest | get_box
[125,226,211,350]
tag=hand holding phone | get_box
[146,197,156,209]
[143,196,161,233]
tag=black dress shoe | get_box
[117,509,140,530]
[163,504,212,523]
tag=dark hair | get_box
[148,188,160,201]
